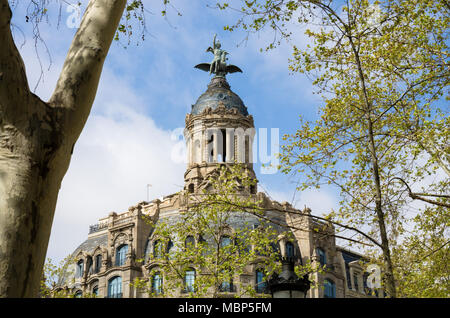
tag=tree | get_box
[133,164,318,297]
[40,256,75,298]
[392,205,450,297]
[0,0,143,297]
[216,0,449,297]
[40,256,100,298]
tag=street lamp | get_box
[268,257,311,298]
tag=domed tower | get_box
[184,36,257,195]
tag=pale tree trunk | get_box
[0,0,127,297]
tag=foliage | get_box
[40,256,75,298]
[40,256,99,298]
[393,205,450,297]
[133,164,316,297]
[216,0,449,297]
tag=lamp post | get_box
[268,257,311,298]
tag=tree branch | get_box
[49,0,127,139]
[0,0,32,117]
[187,196,381,248]
[390,177,450,209]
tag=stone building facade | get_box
[61,73,377,298]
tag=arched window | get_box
[185,236,195,249]
[74,290,82,298]
[220,236,232,248]
[208,133,214,162]
[193,139,201,163]
[184,268,196,293]
[324,279,336,298]
[317,248,327,266]
[152,272,163,295]
[286,242,295,258]
[108,276,122,298]
[255,270,267,294]
[76,260,84,278]
[188,183,195,193]
[86,256,93,275]
[220,269,233,292]
[95,254,102,273]
[115,244,128,267]
[198,235,208,256]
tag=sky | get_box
[9,0,343,264]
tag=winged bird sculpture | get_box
[194,34,243,77]
[194,63,243,75]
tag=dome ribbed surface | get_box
[191,76,248,116]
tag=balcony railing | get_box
[88,222,108,234]
[89,215,134,234]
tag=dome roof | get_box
[191,76,248,116]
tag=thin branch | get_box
[390,177,450,209]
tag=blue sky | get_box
[10,0,341,263]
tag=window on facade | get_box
[317,248,327,267]
[86,256,93,275]
[353,273,359,292]
[115,244,128,267]
[286,242,295,259]
[194,139,201,163]
[208,133,214,162]
[245,136,249,163]
[108,276,122,298]
[220,129,227,162]
[167,240,174,253]
[324,279,336,298]
[184,268,196,293]
[95,254,102,273]
[74,290,82,298]
[76,260,84,278]
[152,272,163,295]
[185,236,195,249]
[198,235,208,256]
[220,236,232,248]
[188,183,195,193]
[255,270,267,294]
[219,269,233,292]
[220,279,233,292]
[92,286,99,297]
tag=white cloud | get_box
[297,189,339,216]
[46,70,186,263]
[14,0,330,264]
[259,181,338,215]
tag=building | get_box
[59,43,378,298]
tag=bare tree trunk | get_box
[0,0,127,297]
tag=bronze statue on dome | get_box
[194,34,243,77]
